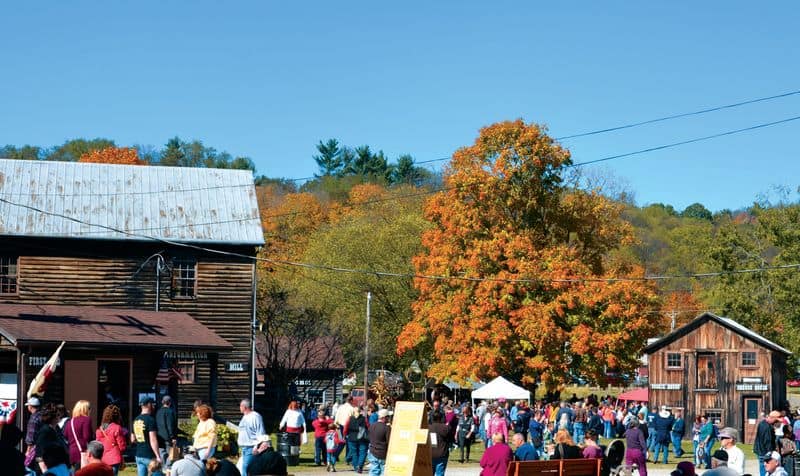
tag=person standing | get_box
[24,396,42,472]
[719,427,745,476]
[155,396,177,467]
[573,402,587,445]
[779,425,797,476]
[96,405,127,476]
[652,406,675,464]
[34,403,69,474]
[237,399,266,473]
[430,411,453,476]
[671,410,686,458]
[457,406,477,463]
[512,433,538,461]
[312,409,333,467]
[66,400,93,470]
[193,404,217,461]
[132,397,161,476]
[367,409,391,476]
[755,411,781,476]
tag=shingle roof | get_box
[0,159,264,245]
[0,303,232,350]
[644,311,792,355]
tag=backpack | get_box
[325,431,338,451]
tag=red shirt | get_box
[313,417,333,438]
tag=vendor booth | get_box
[471,376,530,405]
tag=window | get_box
[172,258,197,298]
[0,256,18,295]
[666,352,682,369]
[704,409,723,425]
[176,360,196,384]
[697,353,717,389]
[741,351,757,367]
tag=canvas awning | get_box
[471,376,530,402]
[617,387,648,403]
[0,304,232,351]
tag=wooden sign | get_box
[385,401,432,476]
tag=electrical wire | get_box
[2,195,799,285]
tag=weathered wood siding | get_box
[0,238,255,419]
[649,318,784,440]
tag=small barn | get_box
[644,312,791,444]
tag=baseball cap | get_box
[26,397,41,407]
[140,396,156,406]
[712,450,728,462]
[765,451,781,463]
[378,409,390,418]
[718,427,737,440]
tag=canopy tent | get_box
[471,376,530,404]
[617,387,648,403]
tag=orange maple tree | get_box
[397,120,661,389]
[78,146,145,165]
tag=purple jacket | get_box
[64,415,93,466]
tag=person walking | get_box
[312,409,333,467]
[237,399,266,473]
[779,425,797,476]
[624,419,648,476]
[457,406,477,463]
[66,400,93,470]
[345,407,369,473]
[653,406,675,464]
[34,403,69,474]
[430,411,453,476]
[155,396,177,467]
[132,397,161,476]
[671,410,686,458]
[24,396,42,472]
[96,405,127,476]
[367,409,391,476]
[278,401,306,434]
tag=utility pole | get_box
[669,310,678,331]
[364,292,371,403]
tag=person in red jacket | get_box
[312,409,333,466]
[481,432,513,476]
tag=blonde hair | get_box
[72,400,91,417]
[554,429,576,445]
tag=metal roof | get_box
[0,159,264,245]
[644,312,792,355]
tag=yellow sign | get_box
[385,401,432,476]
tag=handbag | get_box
[168,445,182,461]
[70,419,89,468]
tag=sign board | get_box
[28,356,61,367]
[165,351,208,360]
[736,384,768,391]
[385,401,432,476]
[741,377,763,383]
[651,383,681,390]
[226,362,248,372]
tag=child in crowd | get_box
[325,422,344,472]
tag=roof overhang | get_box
[0,304,232,351]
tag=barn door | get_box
[743,397,761,444]
[64,360,98,428]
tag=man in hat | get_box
[133,396,161,476]
[755,411,781,476]
[652,405,675,464]
[719,427,745,475]
[702,449,738,476]
[23,396,42,466]
[367,409,391,476]
[246,435,287,476]
[764,451,788,476]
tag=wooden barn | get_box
[644,312,791,443]
[0,158,263,426]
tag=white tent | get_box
[470,376,530,404]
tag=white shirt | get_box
[724,445,746,475]
[238,410,266,447]
[335,402,353,426]
[279,409,306,429]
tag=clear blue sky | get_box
[2,1,798,212]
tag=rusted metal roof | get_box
[0,159,264,245]
[0,303,233,350]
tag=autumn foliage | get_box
[78,146,145,165]
[397,120,662,389]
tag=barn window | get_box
[0,256,18,295]
[704,409,723,425]
[666,352,682,369]
[172,257,197,298]
[176,360,196,384]
[741,351,757,367]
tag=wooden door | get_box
[743,397,761,444]
[64,360,98,428]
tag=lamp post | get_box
[364,292,371,404]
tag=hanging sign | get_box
[651,383,681,390]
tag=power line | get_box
[556,88,800,140]
[2,195,800,285]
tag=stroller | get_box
[604,440,636,476]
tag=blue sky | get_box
[2,1,798,212]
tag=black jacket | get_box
[754,419,776,457]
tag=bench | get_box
[507,458,602,476]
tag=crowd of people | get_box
[10,389,800,476]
